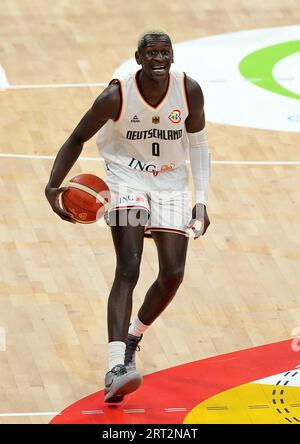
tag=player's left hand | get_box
[187,203,210,239]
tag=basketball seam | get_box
[67,182,110,208]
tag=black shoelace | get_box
[125,338,141,362]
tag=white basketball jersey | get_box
[96,70,190,174]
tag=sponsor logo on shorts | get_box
[168,109,181,124]
[118,194,145,204]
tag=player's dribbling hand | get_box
[45,186,76,223]
[187,203,210,239]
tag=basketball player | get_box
[45,31,211,403]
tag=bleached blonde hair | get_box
[137,30,172,52]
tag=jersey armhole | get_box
[109,78,123,122]
[183,72,191,116]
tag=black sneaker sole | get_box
[105,393,124,404]
[104,372,143,403]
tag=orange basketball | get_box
[61,174,111,223]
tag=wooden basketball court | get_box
[1,0,300,424]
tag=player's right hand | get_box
[45,186,76,223]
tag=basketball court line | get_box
[0,412,60,417]
[1,400,300,418]
[0,407,189,418]
[0,152,299,165]
[1,82,108,90]
[0,77,298,91]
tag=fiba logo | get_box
[168,109,181,124]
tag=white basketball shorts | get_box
[104,162,192,237]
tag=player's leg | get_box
[125,231,189,370]
[105,208,148,402]
[107,209,146,343]
[138,231,189,324]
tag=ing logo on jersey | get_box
[168,109,181,124]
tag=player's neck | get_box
[138,69,170,103]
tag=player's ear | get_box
[135,51,142,65]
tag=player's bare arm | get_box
[185,76,205,132]
[45,83,121,222]
[185,76,211,238]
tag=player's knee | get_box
[159,267,185,289]
[115,253,141,285]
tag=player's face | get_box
[136,38,174,80]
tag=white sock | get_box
[108,341,126,371]
[129,316,149,338]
